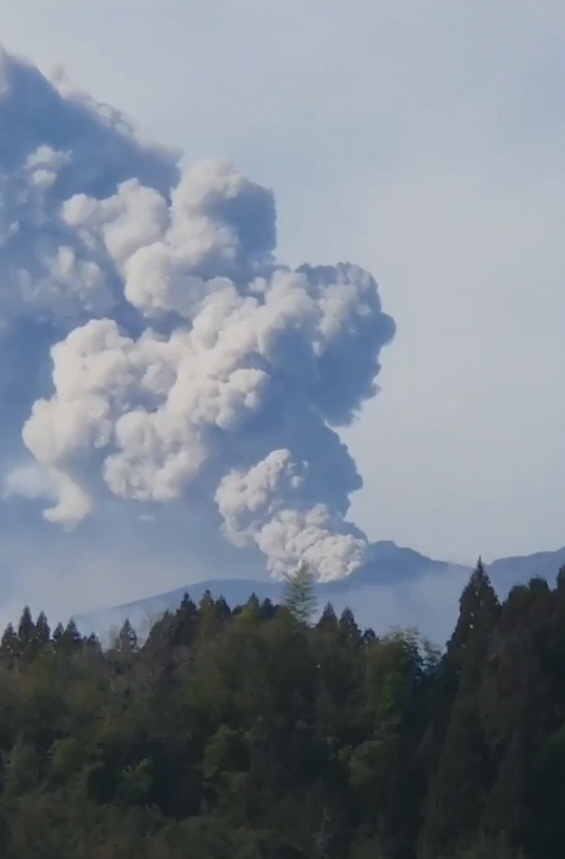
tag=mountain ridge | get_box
[75,539,565,645]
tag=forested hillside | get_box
[0,561,563,858]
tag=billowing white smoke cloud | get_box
[0,47,395,582]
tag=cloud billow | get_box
[0,47,395,582]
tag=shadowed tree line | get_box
[0,561,563,858]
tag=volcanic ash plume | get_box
[0,47,395,582]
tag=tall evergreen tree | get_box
[446,559,500,682]
[0,623,20,659]
[283,563,318,624]
[17,607,34,653]
[113,619,138,657]
[34,611,51,647]
[420,561,500,858]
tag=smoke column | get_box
[0,47,395,585]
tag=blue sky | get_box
[0,1,564,623]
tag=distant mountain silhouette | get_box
[74,541,565,646]
[329,540,454,590]
[73,540,468,643]
[488,546,565,591]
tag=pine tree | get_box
[198,591,227,638]
[481,730,526,847]
[52,622,65,649]
[17,607,34,652]
[420,560,500,858]
[115,619,138,653]
[421,560,500,769]
[317,603,338,633]
[0,623,20,659]
[283,563,318,624]
[18,610,51,660]
[446,558,500,683]
[33,611,51,651]
[170,593,199,647]
[57,619,83,653]
[420,693,492,858]
[338,607,362,647]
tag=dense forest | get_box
[0,561,563,858]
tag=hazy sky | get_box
[1,0,564,569]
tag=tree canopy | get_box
[0,560,562,857]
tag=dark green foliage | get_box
[0,624,20,660]
[420,561,500,858]
[0,565,565,857]
[283,562,318,623]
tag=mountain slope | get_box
[74,541,565,646]
[488,546,565,591]
[74,540,470,644]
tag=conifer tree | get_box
[17,606,34,651]
[317,603,339,633]
[52,622,65,649]
[446,558,500,683]
[59,619,83,653]
[283,562,318,624]
[420,561,500,858]
[115,619,138,653]
[33,611,51,650]
[0,623,20,659]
